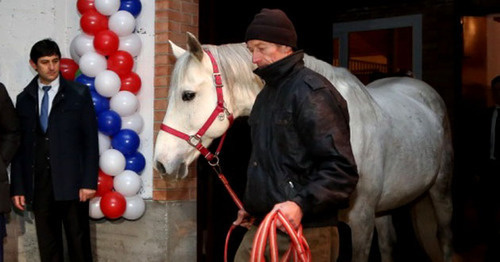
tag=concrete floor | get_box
[2,198,494,261]
[3,200,196,262]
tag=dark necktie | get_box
[40,85,51,132]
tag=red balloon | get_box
[108,51,134,77]
[77,0,96,15]
[100,191,126,219]
[120,71,142,94]
[96,170,114,197]
[94,30,119,56]
[80,9,108,36]
[59,58,79,81]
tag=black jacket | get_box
[0,83,20,213]
[11,76,99,202]
[245,51,358,227]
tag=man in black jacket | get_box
[233,9,359,261]
[11,39,98,262]
[0,82,20,262]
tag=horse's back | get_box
[367,77,447,118]
[367,77,447,130]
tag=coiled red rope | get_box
[250,209,311,262]
[217,168,311,262]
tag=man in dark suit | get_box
[10,39,98,262]
[0,82,20,262]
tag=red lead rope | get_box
[251,210,311,262]
[160,49,310,262]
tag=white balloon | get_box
[121,112,144,134]
[95,0,120,16]
[95,70,121,98]
[123,195,145,220]
[132,58,138,72]
[79,52,107,77]
[114,170,142,197]
[109,11,136,37]
[89,197,104,219]
[98,132,111,155]
[99,149,125,176]
[110,91,139,117]
[119,34,142,57]
[69,36,81,63]
[74,33,95,57]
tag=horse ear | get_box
[186,32,204,62]
[169,40,186,59]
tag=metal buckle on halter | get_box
[217,103,230,121]
[188,134,202,147]
[207,154,220,167]
[218,112,226,121]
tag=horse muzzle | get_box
[154,158,189,179]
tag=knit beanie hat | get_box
[245,8,297,49]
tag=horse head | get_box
[154,32,233,179]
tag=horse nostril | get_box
[155,161,166,174]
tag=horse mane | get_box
[202,43,264,116]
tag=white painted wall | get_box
[0,0,155,198]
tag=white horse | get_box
[154,32,454,262]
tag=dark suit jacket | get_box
[0,83,20,213]
[11,76,99,202]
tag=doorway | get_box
[332,15,422,85]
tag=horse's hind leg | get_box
[413,139,454,262]
[375,214,397,262]
[411,194,444,262]
[428,172,454,261]
[431,132,454,262]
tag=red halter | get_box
[160,49,234,165]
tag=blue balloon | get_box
[75,73,95,91]
[98,110,122,136]
[111,129,140,156]
[119,0,142,17]
[125,151,146,174]
[90,91,110,114]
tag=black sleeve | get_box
[292,79,358,215]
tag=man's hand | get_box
[12,195,25,211]
[233,209,253,229]
[79,188,96,202]
[272,201,303,232]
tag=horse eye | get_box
[182,91,196,101]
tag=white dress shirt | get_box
[37,76,60,116]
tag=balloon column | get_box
[67,0,145,221]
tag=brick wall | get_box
[153,0,199,201]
